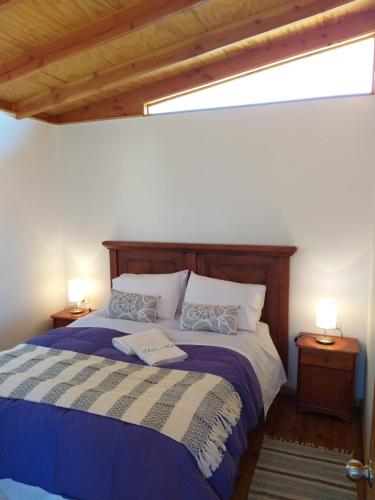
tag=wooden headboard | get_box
[102,241,297,372]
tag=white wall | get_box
[364,225,375,457]
[0,113,65,349]
[58,95,375,395]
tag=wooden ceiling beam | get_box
[56,7,375,124]
[0,97,13,113]
[0,0,21,12]
[33,113,59,124]
[14,0,354,119]
[0,97,58,123]
[0,0,206,87]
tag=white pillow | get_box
[184,272,266,332]
[112,270,189,320]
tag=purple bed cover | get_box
[0,326,263,500]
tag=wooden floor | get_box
[232,392,364,500]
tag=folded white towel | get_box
[112,335,136,356]
[113,328,188,366]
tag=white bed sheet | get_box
[0,479,62,500]
[70,309,287,416]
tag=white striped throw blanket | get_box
[0,343,242,477]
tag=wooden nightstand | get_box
[296,333,359,421]
[50,308,93,328]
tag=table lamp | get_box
[316,299,337,345]
[68,279,86,314]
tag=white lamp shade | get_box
[68,279,86,303]
[316,300,337,330]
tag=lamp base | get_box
[70,307,85,315]
[315,335,335,345]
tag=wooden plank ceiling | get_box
[0,0,373,124]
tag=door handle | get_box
[346,458,373,487]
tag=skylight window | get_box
[147,37,375,115]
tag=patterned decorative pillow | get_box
[107,290,159,323]
[179,302,240,335]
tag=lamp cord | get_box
[335,327,343,338]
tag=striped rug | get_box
[248,436,357,499]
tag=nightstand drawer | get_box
[300,349,353,371]
[53,317,74,328]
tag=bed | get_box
[0,241,296,500]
